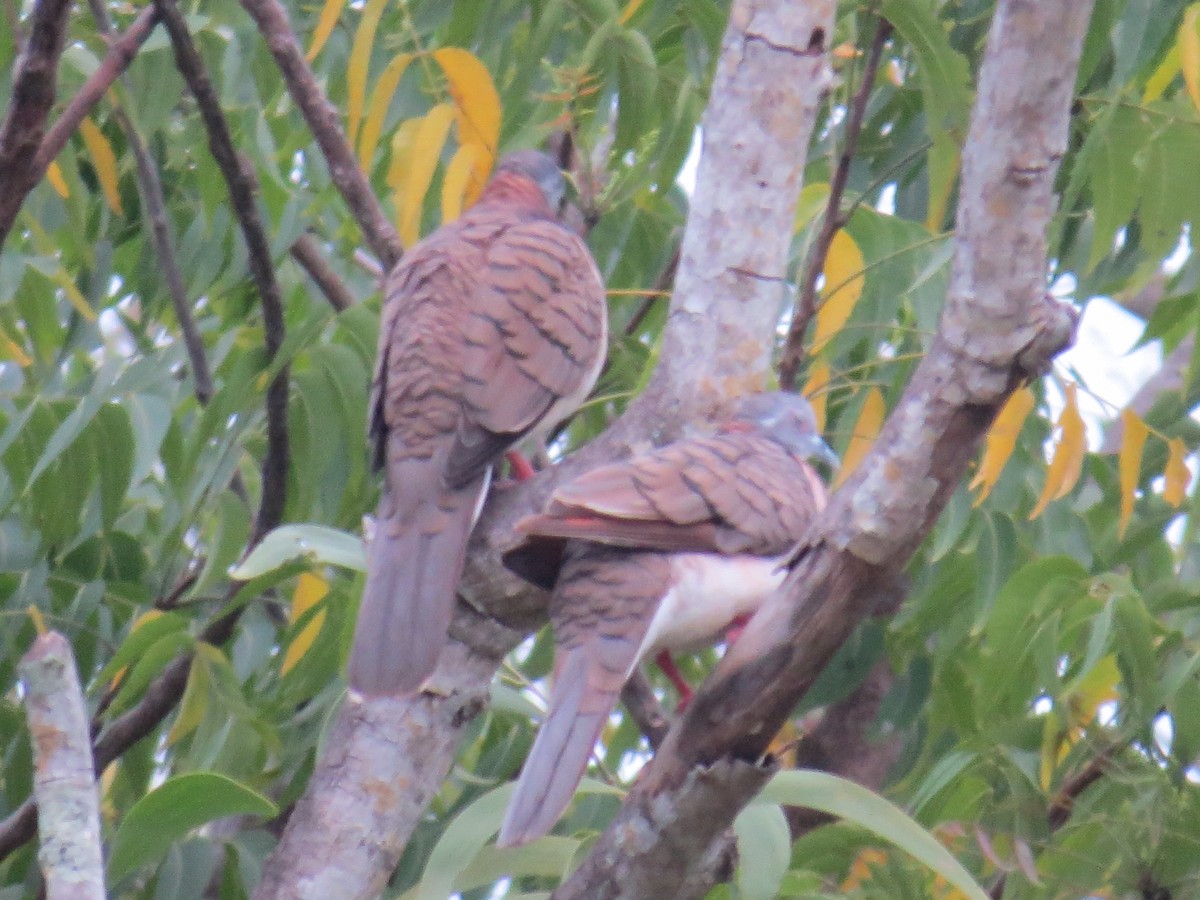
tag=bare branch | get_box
[619,671,671,750]
[238,0,403,270]
[83,0,214,405]
[256,0,837,892]
[778,16,893,391]
[31,6,160,175]
[291,233,357,312]
[20,632,105,900]
[633,0,834,429]
[0,0,73,249]
[556,0,1089,894]
[153,0,289,540]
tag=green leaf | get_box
[757,770,989,900]
[107,772,277,883]
[230,524,365,579]
[1083,104,1147,270]
[95,611,189,687]
[882,0,971,228]
[733,802,791,900]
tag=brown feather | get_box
[354,156,607,695]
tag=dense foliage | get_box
[1,0,1200,896]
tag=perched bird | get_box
[349,150,608,696]
[496,391,836,847]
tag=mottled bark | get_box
[254,0,835,895]
[555,0,1090,896]
[20,633,105,900]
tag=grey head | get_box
[493,149,566,211]
[730,391,839,468]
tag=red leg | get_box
[723,613,752,647]
[655,650,693,711]
[505,450,536,482]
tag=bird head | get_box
[728,391,839,468]
[491,150,566,212]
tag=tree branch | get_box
[237,0,403,271]
[254,0,836,894]
[0,0,73,250]
[31,6,160,178]
[778,16,892,391]
[290,233,357,312]
[555,0,1089,894]
[20,632,105,900]
[153,0,290,541]
[84,0,214,404]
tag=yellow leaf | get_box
[842,848,888,891]
[79,117,124,215]
[110,610,164,689]
[835,386,885,488]
[388,117,422,231]
[399,104,456,246]
[441,142,480,223]
[357,52,413,171]
[306,0,347,62]
[813,230,865,352]
[970,388,1035,505]
[281,572,329,675]
[52,268,98,321]
[0,333,32,367]
[1182,4,1200,113]
[1144,42,1181,102]
[1164,437,1192,506]
[618,0,646,24]
[45,160,69,198]
[802,362,830,432]
[346,0,389,142]
[1029,383,1087,519]
[792,181,830,234]
[1038,709,1066,791]
[1067,654,1121,732]
[433,47,500,196]
[1117,408,1148,538]
[167,648,211,745]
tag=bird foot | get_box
[655,650,693,712]
[505,450,536,482]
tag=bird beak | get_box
[808,435,839,469]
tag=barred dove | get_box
[496,392,835,847]
[349,150,608,696]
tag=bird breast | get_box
[635,552,787,663]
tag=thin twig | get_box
[778,17,893,391]
[85,0,215,404]
[0,0,74,249]
[291,232,357,312]
[238,0,403,270]
[153,0,290,542]
[624,244,680,337]
[32,5,160,177]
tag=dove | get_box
[348,150,608,696]
[496,391,835,846]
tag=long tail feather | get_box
[348,486,479,696]
[497,651,614,847]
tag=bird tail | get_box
[497,650,617,847]
[347,484,481,696]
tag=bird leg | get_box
[723,613,752,647]
[505,450,537,482]
[654,650,694,710]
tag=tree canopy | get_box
[1,0,1200,897]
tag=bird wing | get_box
[445,220,607,489]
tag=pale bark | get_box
[20,632,105,900]
[254,0,836,895]
[555,0,1090,895]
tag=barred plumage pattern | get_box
[349,152,607,697]
[498,393,830,847]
